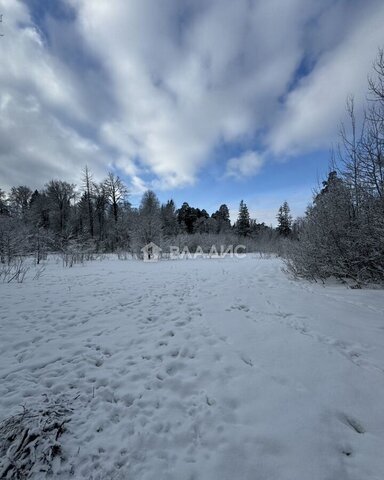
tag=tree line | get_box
[0,168,292,264]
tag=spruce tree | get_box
[276,201,292,236]
[236,200,250,236]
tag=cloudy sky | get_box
[1,0,383,223]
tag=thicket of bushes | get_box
[286,50,384,285]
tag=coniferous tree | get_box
[236,200,250,236]
[161,200,179,237]
[276,201,292,236]
[177,202,198,233]
[212,204,231,232]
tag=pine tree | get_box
[177,202,197,233]
[212,204,231,232]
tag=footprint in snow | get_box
[240,354,253,367]
[228,304,250,312]
[338,413,365,434]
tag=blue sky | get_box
[1,0,383,224]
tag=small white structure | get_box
[141,242,162,262]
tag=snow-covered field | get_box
[1,256,384,479]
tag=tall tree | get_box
[212,204,231,232]
[136,190,162,246]
[82,166,94,237]
[9,186,32,219]
[161,199,179,237]
[45,180,75,234]
[236,200,250,236]
[339,97,362,216]
[177,202,196,233]
[276,201,292,236]
[29,190,50,229]
[93,182,109,242]
[177,203,209,233]
[104,172,128,224]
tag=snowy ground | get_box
[1,256,384,479]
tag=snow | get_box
[0,255,384,479]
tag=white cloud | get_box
[1,0,384,193]
[268,0,384,156]
[0,90,107,190]
[0,0,113,190]
[1,1,86,121]
[226,151,264,179]
[69,0,319,188]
